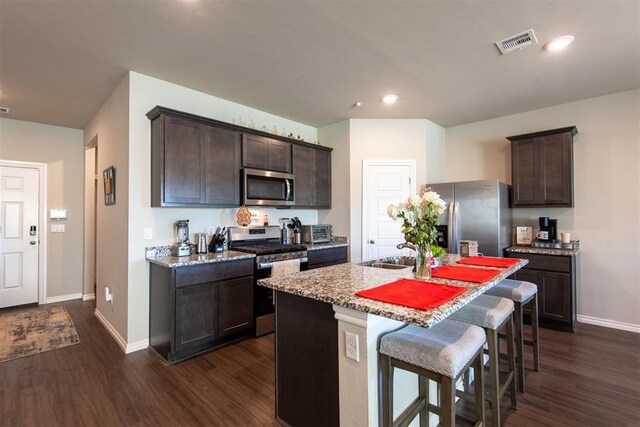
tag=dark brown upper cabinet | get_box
[242,134,292,173]
[149,107,241,207]
[292,144,332,208]
[148,106,332,209]
[508,126,577,207]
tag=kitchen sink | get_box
[360,256,415,269]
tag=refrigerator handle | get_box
[447,202,454,251]
[453,202,460,254]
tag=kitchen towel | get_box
[456,256,520,268]
[271,259,301,277]
[355,279,466,311]
[431,265,501,283]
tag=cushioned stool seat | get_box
[379,319,486,427]
[448,295,517,427]
[485,279,539,393]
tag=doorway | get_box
[362,160,416,261]
[0,161,47,308]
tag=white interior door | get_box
[0,166,40,308]
[363,161,415,261]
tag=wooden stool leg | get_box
[472,352,485,427]
[507,314,517,409]
[514,304,525,393]
[380,354,394,427]
[419,376,429,427]
[441,377,456,427]
[531,294,540,372]
[487,329,500,427]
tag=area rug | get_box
[0,305,80,363]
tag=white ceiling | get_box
[1,0,639,130]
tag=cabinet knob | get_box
[369,240,375,244]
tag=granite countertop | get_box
[304,237,349,251]
[146,246,255,268]
[506,241,580,257]
[258,255,528,329]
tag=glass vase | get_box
[414,245,432,280]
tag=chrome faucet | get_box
[396,242,416,251]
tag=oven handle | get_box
[257,257,308,270]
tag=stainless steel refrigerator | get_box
[427,180,511,257]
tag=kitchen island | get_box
[258,255,528,426]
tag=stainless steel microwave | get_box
[242,168,295,206]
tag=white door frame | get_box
[0,159,47,305]
[362,159,416,260]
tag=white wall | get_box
[348,119,445,262]
[444,89,640,329]
[0,118,84,300]
[318,120,351,241]
[84,75,131,340]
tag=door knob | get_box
[30,241,36,245]
[369,239,375,244]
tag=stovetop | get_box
[232,243,308,255]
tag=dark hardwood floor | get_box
[1,300,639,426]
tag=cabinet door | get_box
[539,271,572,323]
[292,144,315,207]
[175,281,218,352]
[308,247,348,269]
[163,117,206,204]
[218,276,254,336]
[242,134,292,173]
[314,149,331,208]
[538,133,573,205]
[511,138,538,205]
[205,126,241,205]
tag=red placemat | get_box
[355,279,466,311]
[456,256,520,268]
[431,265,501,283]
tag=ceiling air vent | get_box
[496,29,538,55]
[0,107,9,114]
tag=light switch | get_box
[51,224,65,233]
[50,209,68,220]
[144,227,153,240]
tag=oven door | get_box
[254,258,308,336]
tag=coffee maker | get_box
[537,217,558,242]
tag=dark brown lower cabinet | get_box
[275,291,339,427]
[308,246,348,270]
[506,251,577,332]
[149,258,254,362]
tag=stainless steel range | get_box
[228,226,308,336]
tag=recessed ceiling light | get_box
[544,35,575,51]
[381,94,398,105]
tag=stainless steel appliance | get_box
[242,168,295,206]
[301,224,332,243]
[228,226,308,336]
[171,219,191,257]
[427,180,511,257]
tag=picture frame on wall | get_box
[103,166,116,205]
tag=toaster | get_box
[301,224,332,243]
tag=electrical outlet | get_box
[105,287,113,305]
[144,227,153,240]
[345,331,360,362]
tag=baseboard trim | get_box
[94,309,150,354]
[94,309,128,353]
[82,293,96,301]
[578,315,640,333]
[45,293,82,304]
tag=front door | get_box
[363,161,415,261]
[0,166,40,308]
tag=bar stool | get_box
[484,279,539,392]
[379,319,486,427]
[447,295,517,427]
